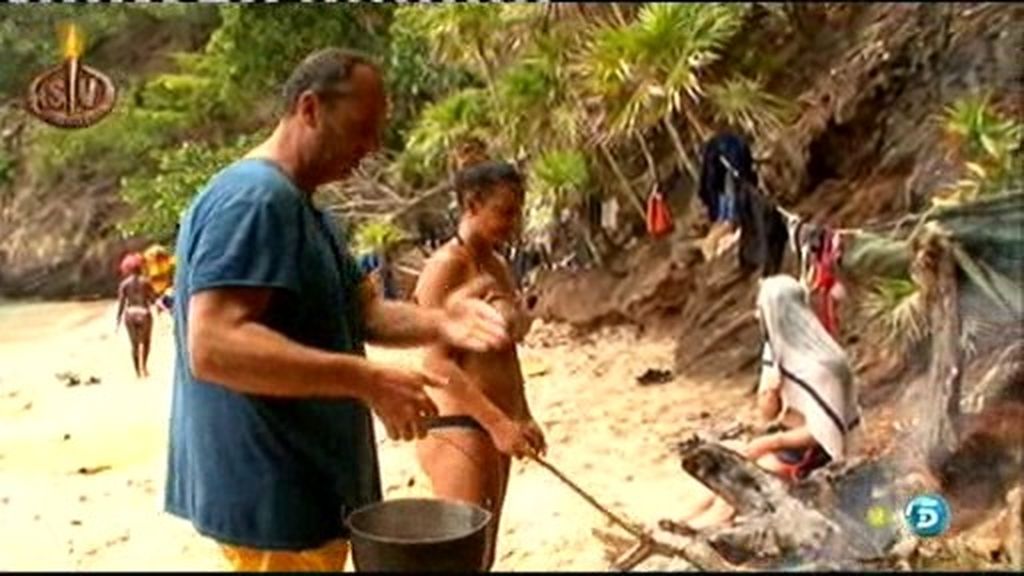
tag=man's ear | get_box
[296,91,320,128]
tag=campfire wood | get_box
[530,455,735,571]
[675,437,888,567]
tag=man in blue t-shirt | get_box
[165,48,517,572]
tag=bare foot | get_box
[720,439,746,453]
[684,496,735,531]
[675,489,716,523]
[755,453,788,476]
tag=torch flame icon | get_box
[59,22,86,115]
[25,21,117,129]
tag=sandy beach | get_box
[0,300,752,571]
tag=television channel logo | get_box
[904,493,951,538]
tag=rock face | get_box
[530,3,1021,386]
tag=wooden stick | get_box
[530,455,648,540]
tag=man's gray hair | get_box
[280,47,378,116]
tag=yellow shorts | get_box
[219,538,349,572]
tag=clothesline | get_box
[716,156,923,238]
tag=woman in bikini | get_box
[675,274,861,531]
[116,253,158,379]
[413,160,546,570]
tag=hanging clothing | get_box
[809,231,844,337]
[601,196,620,232]
[646,189,675,238]
[786,216,844,337]
[699,132,756,223]
[586,195,602,231]
[379,257,398,300]
[735,185,788,277]
[358,253,381,275]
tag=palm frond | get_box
[707,75,798,138]
[524,149,592,235]
[576,3,748,142]
[398,88,493,182]
[860,277,928,351]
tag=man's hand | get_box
[364,366,442,442]
[439,276,510,352]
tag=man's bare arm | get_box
[189,287,382,398]
[361,254,506,349]
[360,278,445,347]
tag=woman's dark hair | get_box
[453,160,525,209]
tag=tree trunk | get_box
[636,133,658,184]
[915,232,963,470]
[599,141,646,219]
[675,439,882,567]
[663,117,700,185]
[575,214,604,267]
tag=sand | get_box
[0,300,751,571]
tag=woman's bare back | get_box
[120,276,155,310]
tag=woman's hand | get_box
[489,419,540,459]
[485,292,533,342]
[519,418,547,456]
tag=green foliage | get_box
[353,219,407,255]
[707,75,797,138]
[944,92,1021,160]
[384,10,478,150]
[0,6,132,97]
[398,88,493,185]
[580,3,748,139]
[118,131,266,238]
[28,89,189,183]
[860,277,927,352]
[493,56,561,153]
[395,5,539,82]
[525,149,591,233]
[936,93,1023,205]
[145,5,392,129]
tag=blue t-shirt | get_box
[164,158,381,550]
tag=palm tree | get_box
[397,5,542,87]
[578,4,749,179]
[398,87,493,185]
[707,74,797,141]
[527,149,603,264]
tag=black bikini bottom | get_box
[425,415,486,433]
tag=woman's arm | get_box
[487,255,534,342]
[115,281,126,331]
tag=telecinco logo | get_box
[904,493,951,538]
[25,23,117,130]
